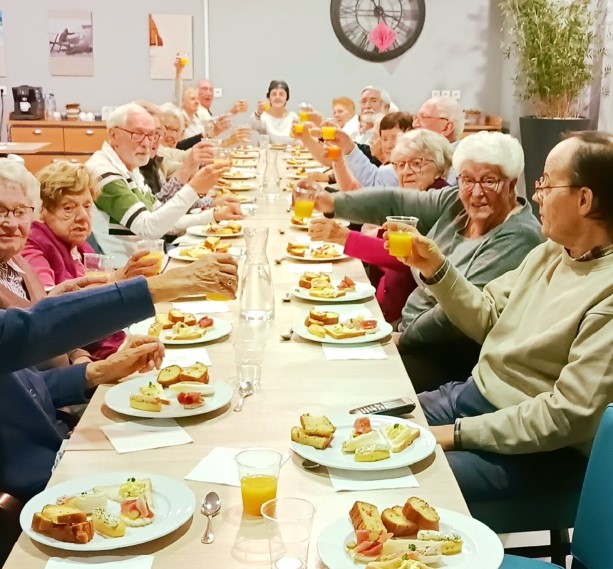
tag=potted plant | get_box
[500,0,600,211]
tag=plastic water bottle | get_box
[239,226,274,321]
[46,94,57,120]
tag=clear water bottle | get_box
[261,148,282,199]
[239,227,274,321]
[46,94,57,119]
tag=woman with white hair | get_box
[313,131,543,389]
[308,129,452,324]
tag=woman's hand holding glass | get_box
[383,222,445,278]
[189,163,227,197]
[308,217,349,245]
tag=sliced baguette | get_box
[402,497,440,532]
[291,426,331,449]
[168,309,185,323]
[178,362,209,383]
[349,501,386,534]
[309,308,339,325]
[156,365,182,388]
[300,413,336,436]
[381,505,418,537]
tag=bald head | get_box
[414,96,465,142]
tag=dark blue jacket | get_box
[0,278,154,501]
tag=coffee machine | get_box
[9,86,45,120]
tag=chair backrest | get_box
[572,404,613,569]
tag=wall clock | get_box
[330,0,426,62]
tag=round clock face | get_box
[330,0,426,62]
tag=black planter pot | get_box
[520,116,592,216]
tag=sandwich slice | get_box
[354,443,391,462]
[129,393,162,412]
[342,430,384,453]
[380,423,421,453]
[324,324,366,340]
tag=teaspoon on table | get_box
[233,382,253,412]
[201,492,221,544]
[280,328,293,341]
[301,459,321,470]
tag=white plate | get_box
[218,181,258,191]
[129,315,232,345]
[221,171,257,181]
[291,281,376,303]
[20,472,195,551]
[286,243,348,262]
[186,225,244,238]
[104,374,233,418]
[294,317,392,344]
[287,169,325,180]
[167,245,242,262]
[289,218,350,231]
[291,414,435,471]
[318,506,504,569]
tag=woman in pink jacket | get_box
[308,129,451,324]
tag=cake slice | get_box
[300,413,336,436]
[349,501,386,534]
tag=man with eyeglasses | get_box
[398,131,613,512]
[87,103,231,265]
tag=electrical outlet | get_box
[431,89,441,98]
[0,86,7,97]
[441,89,451,98]
[213,88,222,98]
[452,90,461,101]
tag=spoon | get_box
[278,228,286,235]
[233,382,254,412]
[274,257,284,265]
[201,492,222,544]
[301,459,321,470]
[280,328,293,341]
[282,292,291,302]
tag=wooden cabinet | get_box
[8,120,107,173]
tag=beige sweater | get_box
[428,240,613,455]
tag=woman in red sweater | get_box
[308,129,452,324]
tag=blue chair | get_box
[500,403,613,569]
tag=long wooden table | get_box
[4,173,469,568]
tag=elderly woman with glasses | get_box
[307,129,452,324]
[313,131,543,389]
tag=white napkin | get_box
[101,419,193,454]
[162,347,212,367]
[185,447,290,486]
[284,262,333,274]
[171,234,202,245]
[328,467,418,492]
[172,300,231,313]
[323,344,388,361]
[46,556,154,569]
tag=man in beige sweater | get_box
[397,131,613,503]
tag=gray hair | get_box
[430,96,465,140]
[392,129,453,177]
[361,85,391,106]
[0,158,40,209]
[106,102,148,130]
[452,131,525,180]
[159,102,185,129]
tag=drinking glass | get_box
[233,319,270,387]
[235,448,283,517]
[83,253,114,278]
[137,239,165,275]
[385,216,419,257]
[213,147,233,168]
[326,144,341,161]
[293,186,316,221]
[261,498,316,569]
[321,125,336,140]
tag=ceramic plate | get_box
[186,224,244,238]
[294,318,392,344]
[20,472,195,551]
[129,315,232,345]
[286,247,349,262]
[291,414,435,471]
[221,171,257,181]
[289,217,349,231]
[218,180,258,191]
[104,374,233,418]
[291,280,376,303]
[167,245,242,261]
[318,506,503,569]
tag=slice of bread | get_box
[324,324,366,340]
[183,313,197,326]
[349,501,386,534]
[179,362,209,383]
[205,236,221,251]
[129,394,162,412]
[380,423,421,453]
[32,514,94,543]
[300,413,336,436]
[402,497,440,532]
[309,288,345,299]
[307,323,326,338]
[41,504,87,525]
[354,443,391,462]
[154,314,173,329]
[157,365,182,388]
[342,430,383,453]
[290,426,331,449]
[309,309,339,325]
[168,309,185,323]
[381,505,418,537]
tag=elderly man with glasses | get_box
[87,102,229,264]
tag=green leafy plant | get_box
[500,0,600,118]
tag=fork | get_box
[233,382,254,412]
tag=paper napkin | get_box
[172,300,231,313]
[323,344,388,361]
[185,447,290,486]
[171,234,202,246]
[284,262,333,274]
[327,467,418,492]
[162,347,212,367]
[101,419,193,454]
[46,556,154,569]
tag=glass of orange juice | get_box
[235,448,283,517]
[83,253,114,279]
[213,147,233,168]
[179,53,189,66]
[326,144,341,161]
[293,185,316,220]
[137,239,165,275]
[385,216,419,257]
[293,123,305,136]
[263,101,271,112]
[321,125,336,140]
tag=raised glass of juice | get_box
[321,125,336,140]
[137,239,165,275]
[213,147,233,168]
[235,448,283,517]
[385,216,419,258]
[83,253,114,279]
[293,185,317,220]
[293,122,305,135]
[326,144,341,161]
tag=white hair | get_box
[392,129,453,177]
[0,158,40,209]
[106,102,148,130]
[430,96,465,140]
[361,85,391,106]
[159,102,185,128]
[452,131,525,180]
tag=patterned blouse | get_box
[0,259,28,299]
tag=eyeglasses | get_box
[393,158,435,173]
[0,205,35,220]
[534,176,581,199]
[458,176,503,193]
[114,127,160,143]
[414,114,449,122]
